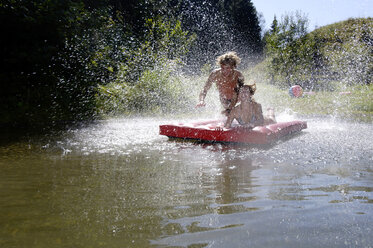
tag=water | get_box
[0,116,372,247]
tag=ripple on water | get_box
[1,116,372,248]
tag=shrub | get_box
[96,65,192,116]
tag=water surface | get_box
[0,116,372,247]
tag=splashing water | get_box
[0,115,372,247]
[1,3,372,247]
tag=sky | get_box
[251,0,373,32]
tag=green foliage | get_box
[251,81,373,122]
[95,17,196,116]
[175,0,263,69]
[0,0,195,127]
[96,66,191,116]
[220,0,263,54]
[264,16,373,90]
[52,7,124,121]
[0,0,262,128]
[264,11,312,87]
[0,0,90,126]
[116,18,196,84]
[315,18,373,86]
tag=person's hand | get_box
[195,101,206,108]
[243,123,255,129]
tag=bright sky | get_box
[251,0,373,32]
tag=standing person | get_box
[224,84,276,129]
[196,52,244,116]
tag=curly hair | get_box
[216,51,241,68]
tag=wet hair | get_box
[216,51,241,68]
[240,84,256,95]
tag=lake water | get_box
[0,115,372,247]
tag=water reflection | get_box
[206,157,256,214]
[0,117,373,247]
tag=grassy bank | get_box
[252,81,373,122]
[94,62,373,123]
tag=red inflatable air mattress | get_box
[159,120,307,144]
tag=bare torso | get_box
[233,101,264,126]
[210,69,243,100]
[225,101,276,128]
[198,68,244,111]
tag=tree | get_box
[0,0,136,126]
[167,0,263,71]
[0,0,264,127]
[264,11,310,87]
[221,0,263,57]
[0,0,93,126]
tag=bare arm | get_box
[252,103,264,127]
[196,71,216,107]
[224,109,237,128]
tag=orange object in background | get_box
[289,85,303,97]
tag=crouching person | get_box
[224,84,276,129]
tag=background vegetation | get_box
[263,15,372,90]
[0,0,372,129]
[0,0,262,128]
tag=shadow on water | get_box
[167,130,309,152]
[0,120,96,147]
